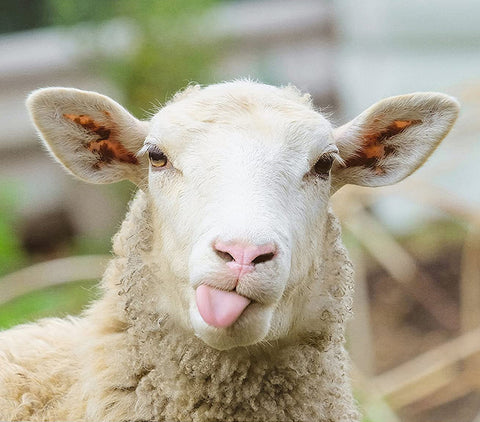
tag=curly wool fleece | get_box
[0,191,359,422]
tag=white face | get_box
[143,85,336,350]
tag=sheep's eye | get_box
[148,150,168,168]
[314,155,334,177]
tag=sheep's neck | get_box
[116,321,355,421]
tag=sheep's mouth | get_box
[195,285,252,328]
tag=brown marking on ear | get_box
[379,119,421,140]
[344,119,421,169]
[63,112,138,166]
[86,139,138,165]
[64,113,111,140]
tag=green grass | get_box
[0,280,99,330]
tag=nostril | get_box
[215,249,234,262]
[252,252,275,265]
[214,240,277,267]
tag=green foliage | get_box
[71,236,112,257]
[42,0,119,26]
[43,0,222,116]
[0,280,98,330]
[0,182,26,276]
[109,1,221,116]
[43,0,219,26]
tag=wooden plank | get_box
[373,327,480,400]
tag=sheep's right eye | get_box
[314,155,334,178]
[148,150,168,168]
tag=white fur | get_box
[0,81,459,421]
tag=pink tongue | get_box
[196,285,251,328]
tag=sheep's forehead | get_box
[147,82,333,161]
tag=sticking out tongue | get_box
[196,285,251,328]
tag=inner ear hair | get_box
[64,112,138,167]
[343,119,422,171]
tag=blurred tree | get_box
[43,0,222,115]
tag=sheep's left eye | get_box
[148,150,168,168]
[314,155,334,177]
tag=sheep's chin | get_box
[189,302,273,350]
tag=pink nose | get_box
[214,240,277,266]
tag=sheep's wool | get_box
[0,191,359,422]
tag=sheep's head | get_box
[27,81,458,350]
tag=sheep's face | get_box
[146,84,336,349]
[28,82,459,351]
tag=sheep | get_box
[0,81,459,422]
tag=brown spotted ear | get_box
[331,92,459,190]
[27,88,149,184]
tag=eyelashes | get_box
[148,149,169,168]
[139,143,171,170]
[312,146,343,179]
[314,155,335,177]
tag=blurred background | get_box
[0,1,479,421]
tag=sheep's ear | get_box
[27,87,149,184]
[331,93,459,190]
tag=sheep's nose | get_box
[214,240,277,266]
